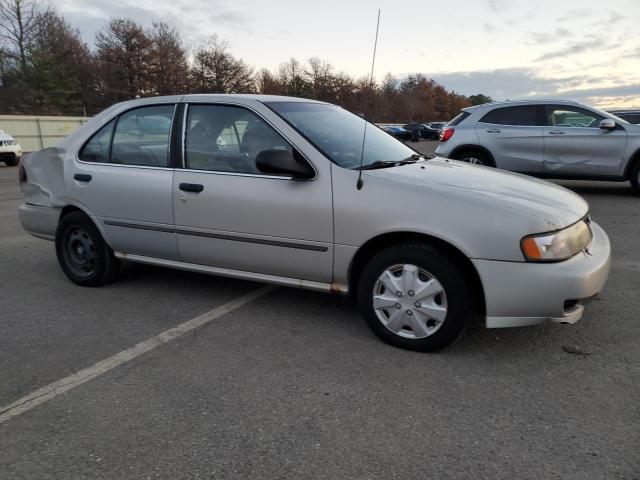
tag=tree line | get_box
[0,0,492,121]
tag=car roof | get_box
[111,94,327,110]
[463,99,582,112]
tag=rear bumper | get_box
[473,221,611,328]
[18,203,60,241]
[434,143,451,157]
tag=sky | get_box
[51,0,640,108]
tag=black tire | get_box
[3,155,18,167]
[357,242,474,352]
[630,161,640,195]
[453,149,492,166]
[55,211,121,287]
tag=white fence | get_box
[0,115,90,152]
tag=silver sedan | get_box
[18,95,611,351]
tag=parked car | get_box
[381,126,412,140]
[436,100,640,194]
[403,123,440,140]
[18,95,610,352]
[0,130,23,166]
[427,122,447,132]
[608,109,640,124]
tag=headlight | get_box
[521,219,592,262]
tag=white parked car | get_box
[0,130,22,166]
[18,95,611,351]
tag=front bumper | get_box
[0,145,22,157]
[472,221,611,328]
[18,203,60,241]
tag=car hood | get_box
[0,131,14,141]
[365,157,588,231]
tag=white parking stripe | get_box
[0,285,276,424]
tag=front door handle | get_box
[74,173,92,182]
[486,129,501,133]
[548,131,565,135]
[179,183,204,193]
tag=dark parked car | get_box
[428,122,447,132]
[609,110,640,124]
[382,126,412,140]
[403,123,440,140]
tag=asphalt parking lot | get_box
[1,146,639,479]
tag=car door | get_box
[173,102,333,283]
[542,105,628,176]
[70,103,180,260]
[475,105,545,172]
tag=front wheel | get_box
[3,155,18,166]
[454,150,491,166]
[55,211,121,286]
[357,243,474,352]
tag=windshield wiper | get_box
[356,153,434,170]
[357,160,399,170]
[400,153,435,163]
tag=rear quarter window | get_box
[447,111,470,127]
[78,120,115,163]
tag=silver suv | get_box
[435,100,640,193]
[18,95,610,352]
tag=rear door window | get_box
[479,106,542,126]
[111,105,175,167]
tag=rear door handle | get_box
[486,129,501,133]
[548,131,565,135]
[179,183,204,193]
[74,173,92,182]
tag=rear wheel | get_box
[55,211,121,286]
[357,243,474,352]
[453,150,491,166]
[630,161,640,195]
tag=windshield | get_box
[593,107,629,124]
[265,102,418,169]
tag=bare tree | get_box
[256,68,283,95]
[190,36,255,93]
[278,58,312,97]
[29,10,96,114]
[148,22,187,96]
[0,0,39,74]
[96,18,152,104]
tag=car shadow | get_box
[117,262,575,360]
[554,180,636,197]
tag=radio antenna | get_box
[356,9,381,190]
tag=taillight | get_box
[440,127,455,142]
[18,160,27,184]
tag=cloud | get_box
[535,38,610,61]
[555,9,591,22]
[526,28,572,45]
[430,67,640,108]
[487,0,511,13]
[483,23,498,34]
[55,0,251,46]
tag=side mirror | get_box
[255,149,315,180]
[599,119,616,130]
